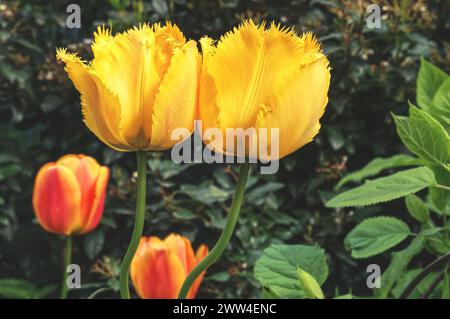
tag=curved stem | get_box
[119,151,147,299]
[60,236,72,299]
[421,271,445,299]
[399,252,450,299]
[177,163,251,299]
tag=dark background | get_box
[0,0,449,298]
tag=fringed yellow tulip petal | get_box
[206,21,307,132]
[90,25,159,148]
[254,57,331,159]
[198,19,331,160]
[205,20,264,130]
[57,22,199,151]
[149,41,199,150]
[56,49,129,151]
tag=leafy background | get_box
[0,0,449,298]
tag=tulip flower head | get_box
[131,234,208,299]
[199,20,331,160]
[56,22,200,151]
[32,154,109,235]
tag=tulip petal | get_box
[90,23,188,149]
[91,25,157,148]
[206,21,305,131]
[198,37,220,132]
[83,166,109,233]
[131,237,186,299]
[32,163,81,235]
[56,49,129,151]
[57,155,99,225]
[254,56,331,159]
[164,234,197,277]
[149,41,199,150]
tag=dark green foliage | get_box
[0,0,449,298]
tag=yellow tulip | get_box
[199,20,331,160]
[56,22,200,151]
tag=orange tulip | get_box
[32,154,109,235]
[131,234,208,299]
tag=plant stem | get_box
[399,252,450,299]
[119,151,147,299]
[435,184,450,192]
[177,162,251,299]
[60,236,72,299]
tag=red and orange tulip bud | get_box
[32,154,109,236]
[131,234,208,299]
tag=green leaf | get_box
[443,268,450,299]
[391,269,441,299]
[393,105,450,168]
[297,268,325,299]
[405,194,430,222]
[173,209,198,220]
[254,244,328,298]
[247,182,284,202]
[326,167,436,208]
[179,182,232,205]
[83,230,105,259]
[335,155,421,190]
[430,79,450,131]
[205,271,230,282]
[0,279,36,299]
[429,165,450,213]
[32,284,57,299]
[334,294,353,299]
[148,158,193,179]
[344,216,411,258]
[417,58,449,111]
[376,236,425,298]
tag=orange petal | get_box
[57,155,99,225]
[164,234,197,277]
[131,237,186,299]
[82,166,109,233]
[32,163,81,235]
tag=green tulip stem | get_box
[178,162,251,299]
[60,236,72,299]
[119,151,147,299]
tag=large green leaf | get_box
[326,167,435,208]
[405,194,430,222]
[344,216,411,258]
[254,244,328,298]
[430,79,450,131]
[376,236,425,298]
[335,155,421,190]
[393,105,450,168]
[417,58,449,111]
